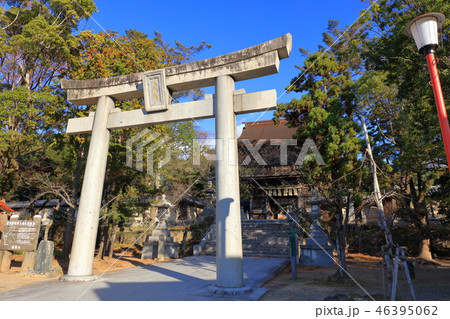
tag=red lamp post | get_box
[405,13,450,173]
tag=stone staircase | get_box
[200,219,291,258]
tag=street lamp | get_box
[405,12,450,173]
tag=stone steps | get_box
[200,219,291,258]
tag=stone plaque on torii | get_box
[60,34,292,294]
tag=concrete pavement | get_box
[0,256,288,301]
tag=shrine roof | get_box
[238,119,297,141]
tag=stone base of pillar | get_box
[193,244,200,256]
[59,274,99,282]
[141,239,179,260]
[300,243,335,267]
[208,284,253,296]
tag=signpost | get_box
[0,220,41,251]
[0,217,41,273]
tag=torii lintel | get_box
[61,33,292,105]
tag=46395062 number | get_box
[376,306,438,316]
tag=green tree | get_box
[275,50,362,279]
[361,0,450,260]
[318,0,449,262]
[0,0,96,198]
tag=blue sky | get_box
[83,0,369,136]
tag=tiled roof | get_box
[238,119,296,141]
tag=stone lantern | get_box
[204,181,215,205]
[141,195,179,260]
[299,192,334,266]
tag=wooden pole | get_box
[400,247,417,301]
[391,246,400,301]
[21,251,37,273]
[381,261,387,300]
[0,250,12,272]
[361,115,395,297]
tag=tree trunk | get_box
[108,223,118,259]
[96,220,109,260]
[61,209,74,260]
[408,178,433,261]
[62,142,86,260]
[96,238,105,260]
[335,223,347,279]
[417,216,433,261]
[418,238,433,260]
[95,225,105,260]
[334,206,348,281]
[343,191,351,255]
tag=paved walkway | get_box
[0,256,288,301]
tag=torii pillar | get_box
[212,75,245,292]
[59,34,292,294]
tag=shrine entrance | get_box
[60,34,292,294]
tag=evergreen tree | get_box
[276,50,362,279]
[361,0,450,260]
[0,0,96,198]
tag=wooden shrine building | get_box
[238,119,311,219]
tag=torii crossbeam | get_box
[60,34,292,294]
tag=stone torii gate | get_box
[60,34,292,293]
